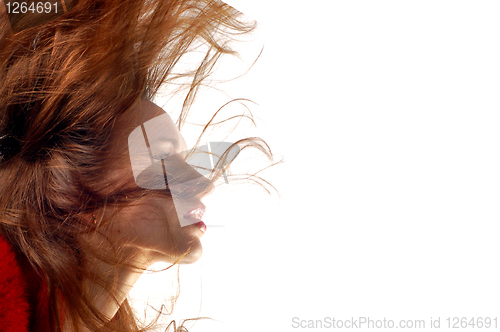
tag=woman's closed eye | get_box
[153,152,170,161]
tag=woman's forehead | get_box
[116,99,175,136]
[131,99,170,126]
[112,99,183,151]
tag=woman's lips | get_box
[194,221,206,233]
[184,205,206,232]
[184,205,206,220]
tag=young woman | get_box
[0,0,272,331]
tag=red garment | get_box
[0,236,31,332]
[0,236,54,332]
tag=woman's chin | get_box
[167,237,204,264]
[173,222,206,263]
[177,244,203,264]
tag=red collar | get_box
[0,236,31,332]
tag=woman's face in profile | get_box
[95,99,214,265]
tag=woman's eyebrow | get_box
[162,138,179,148]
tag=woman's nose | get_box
[197,173,215,198]
[165,160,215,199]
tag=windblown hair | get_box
[0,0,272,331]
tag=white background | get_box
[130,1,500,331]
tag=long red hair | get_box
[0,0,273,331]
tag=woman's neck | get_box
[84,250,149,321]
